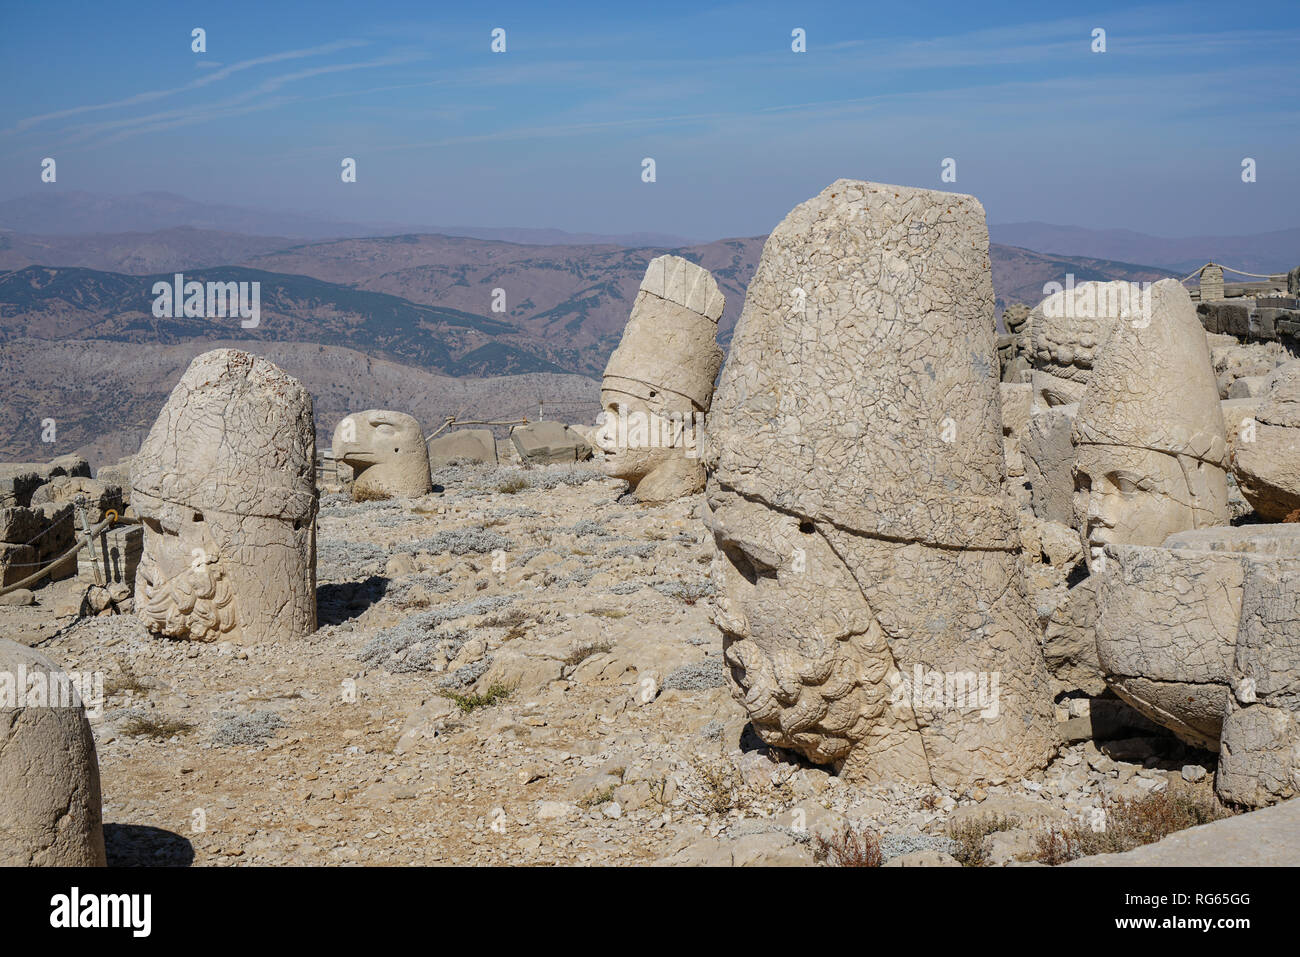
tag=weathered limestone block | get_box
[703,180,1055,788]
[132,349,318,644]
[30,477,123,523]
[332,410,432,498]
[1233,359,1300,519]
[0,638,106,865]
[1228,375,1268,398]
[79,525,142,588]
[1199,264,1224,302]
[0,542,37,588]
[1043,577,1106,697]
[0,467,44,509]
[595,255,724,502]
[1072,280,1230,569]
[1000,383,1031,490]
[1222,397,1263,447]
[510,421,592,465]
[96,457,133,504]
[427,428,498,468]
[1207,333,1287,398]
[1097,525,1300,805]
[1094,543,1243,750]
[1023,404,1077,524]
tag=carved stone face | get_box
[333,410,431,498]
[706,488,894,768]
[595,383,698,483]
[135,496,238,642]
[1073,444,1227,570]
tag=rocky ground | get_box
[3,461,1224,866]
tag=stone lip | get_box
[1066,797,1300,866]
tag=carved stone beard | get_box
[138,553,239,642]
[706,489,902,771]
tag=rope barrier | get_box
[1180,262,1287,283]
[0,515,112,597]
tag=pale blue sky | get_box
[1,0,1296,239]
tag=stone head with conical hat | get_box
[1071,279,1229,569]
[703,179,1055,788]
[594,255,725,502]
[132,349,318,643]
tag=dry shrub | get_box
[351,485,391,503]
[947,812,1021,867]
[1034,790,1235,865]
[814,824,883,867]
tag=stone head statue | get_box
[1028,281,1133,412]
[133,349,318,643]
[1071,280,1229,570]
[594,255,724,502]
[332,410,432,498]
[703,180,1055,787]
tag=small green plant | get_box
[814,824,883,867]
[120,715,196,739]
[438,681,515,713]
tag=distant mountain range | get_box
[0,191,695,247]
[989,222,1300,277]
[5,188,1289,466]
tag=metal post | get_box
[75,497,104,586]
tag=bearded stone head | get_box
[1028,281,1136,413]
[595,256,724,502]
[332,410,431,498]
[132,349,318,643]
[1071,280,1229,571]
[703,180,1055,787]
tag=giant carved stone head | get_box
[703,180,1055,787]
[594,255,724,502]
[132,349,318,643]
[332,410,432,498]
[1071,280,1229,570]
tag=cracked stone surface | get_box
[595,255,724,503]
[1071,279,1229,571]
[332,410,433,499]
[132,349,318,644]
[1096,525,1300,806]
[702,179,1056,788]
[1026,280,1132,414]
[0,637,106,865]
[1232,359,1300,520]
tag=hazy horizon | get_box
[2,0,1297,242]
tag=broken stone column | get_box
[704,179,1055,788]
[1072,279,1230,568]
[595,255,724,502]
[332,410,433,498]
[132,349,318,643]
[0,638,106,865]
